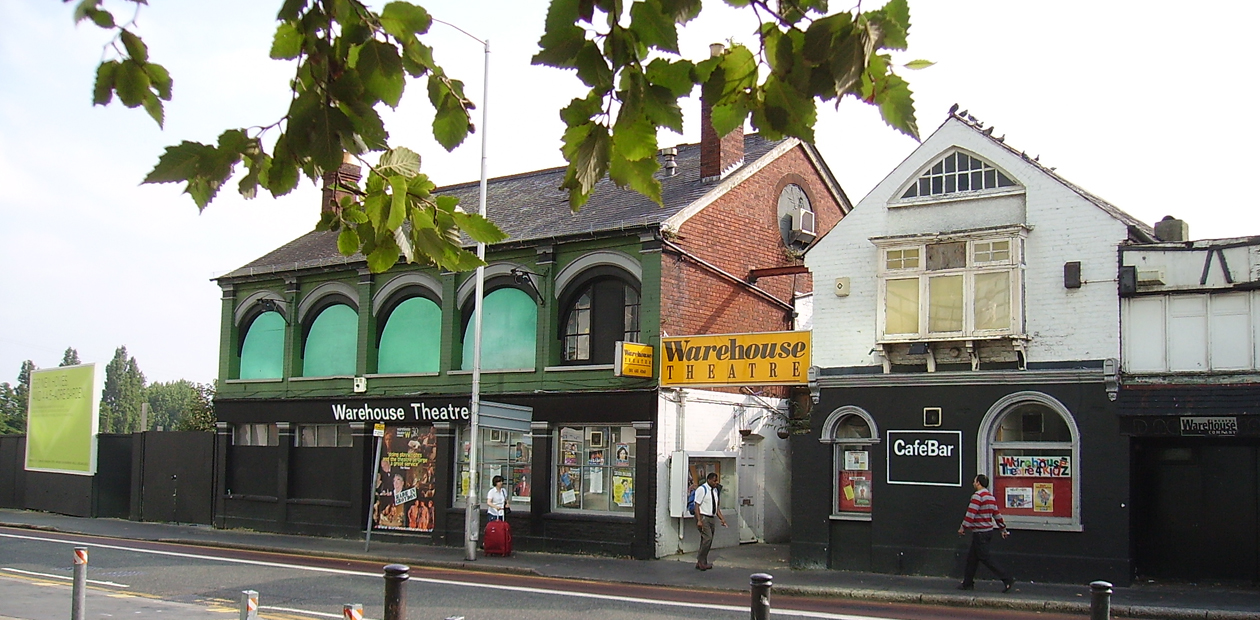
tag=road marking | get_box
[261,605,373,620]
[1,567,130,588]
[0,531,891,620]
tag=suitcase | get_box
[483,519,512,556]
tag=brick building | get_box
[212,101,849,558]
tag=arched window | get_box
[821,406,878,519]
[377,295,442,374]
[239,311,285,379]
[900,150,1017,200]
[979,392,1081,531]
[302,302,358,377]
[461,286,538,371]
[558,270,641,365]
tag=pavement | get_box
[0,509,1256,620]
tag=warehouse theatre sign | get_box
[886,430,963,487]
[660,331,810,387]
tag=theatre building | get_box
[212,103,850,557]
[799,110,1153,584]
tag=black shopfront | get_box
[214,390,658,558]
[1120,384,1260,583]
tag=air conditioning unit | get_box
[1136,268,1165,285]
[790,207,816,242]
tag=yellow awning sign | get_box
[660,331,810,387]
[615,342,655,378]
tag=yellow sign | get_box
[615,342,655,378]
[661,331,810,387]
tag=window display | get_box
[555,426,635,512]
[982,393,1080,529]
[455,427,532,508]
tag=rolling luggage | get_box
[483,519,512,556]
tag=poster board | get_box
[992,454,1073,519]
[371,426,438,532]
[25,364,101,476]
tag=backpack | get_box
[687,485,707,515]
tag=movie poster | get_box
[1033,482,1054,513]
[612,469,634,507]
[372,426,438,533]
[1005,487,1032,510]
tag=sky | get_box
[1,1,1257,385]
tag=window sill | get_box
[829,513,872,522]
[364,372,440,378]
[877,334,1028,345]
[290,375,354,382]
[447,368,535,375]
[1006,518,1083,532]
[889,187,1024,208]
[544,510,636,522]
[224,378,284,384]
[544,364,615,372]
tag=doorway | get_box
[738,436,763,543]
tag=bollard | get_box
[382,564,410,620]
[1090,580,1113,620]
[343,603,363,620]
[750,573,773,620]
[71,547,88,620]
[239,590,259,620]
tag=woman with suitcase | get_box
[484,475,512,556]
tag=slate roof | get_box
[219,134,785,280]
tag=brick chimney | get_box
[700,43,744,183]
[321,152,363,213]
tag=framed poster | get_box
[589,430,605,448]
[614,443,631,466]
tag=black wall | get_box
[793,381,1131,585]
[0,436,26,509]
[135,432,215,524]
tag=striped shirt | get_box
[962,488,1006,532]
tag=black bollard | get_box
[383,564,410,620]
[750,573,773,620]
[1090,580,1113,620]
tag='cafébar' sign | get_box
[660,331,810,387]
[886,430,963,487]
[614,342,654,378]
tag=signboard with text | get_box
[660,331,810,387]
[886,430,962,487]
[614,342,654,378]
[26,364,101,476]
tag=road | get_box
[0,527,1080,620]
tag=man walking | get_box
[694,472,726,570]
[957,474,1014,592]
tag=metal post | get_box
[382,564,409,620]
[71,547,87,620]
[464,34,491,563]
[239,590,258,620]
[171,474,178,524]
[1090,580,1113,620]
[750,573,773,620]
[343,603,363,620]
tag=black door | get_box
[1134,439,1259,582]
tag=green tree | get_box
[0,382,22,435]
[173,383,217,432]
[146,379,216,431]
[59,347,82,367]
[100,347,146,433]
[73,0,925,273]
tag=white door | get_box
[738,437,763,542]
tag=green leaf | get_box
[276,0,309,22]
[363,191,387,230]
[559,122,610,210]
[645,58,694,97]
[803,12,852,64]
[873,70,919,140]
[658,0,702,24]
[710,97,748,138]
[629,0,680,53]
[366,237,401,272]
[120,30,148,63]
[903,59,934,70]
[141,91,164,128]
[387,175,408,231]
[88,8,115,28]
[533,23,587,67]
[757,75,816,142]
[608,150,661,204]
[264,136,300,197]
[143,141,215,184]
[560,93,603,126]
[401,39,436,77]
[144,62,172,100]
[114,59,150,107]
[73,1,101,23]
[643,84,684,133]
[337,228,360,256]
[355,40,405,107]
[612,106,658,162]
[868,0,910,50]
[377,147,421,178]
[270,22,304,59]
[343,208,369,224]
[238,150,271,200]
[434,194,459,212]
[407,173,436,198]
[428,75,472,151]
[573,41,614,91]
[828,19,874,96]
[92,61,118,106]
[342,102,389,151]
[451,211,508,244]
[380,2,432,39]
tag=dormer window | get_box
[900,152,1016,199]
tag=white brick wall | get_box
[807,117,1137,368]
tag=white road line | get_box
[0,531,892,620]
[259,605,369,619]
[1,566,130,588]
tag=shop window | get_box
[302,303,358,377]
[821,406,878,520]
[234,423,278,446]
[295,424,353,447]
[979,392,1081,531]
[559,275,641,365]
[555,425,635,513]
[238,311,285,379]
[377,296,442,374]
[454,427,533,507]
[461,287,537,371]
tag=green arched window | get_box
[303,304,358,377]
[462,287,537,370]
[239,311,285,379]
[378,296,442,374]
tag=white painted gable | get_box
[807,116,1146,369]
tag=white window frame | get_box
[820,406,879,521]
[977,391,1082,532]
[894,149,1023,204]
[294,424,353,447]
[233,423,278,446]
[874,227,1028,343]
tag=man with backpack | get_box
[693,472,726,570]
